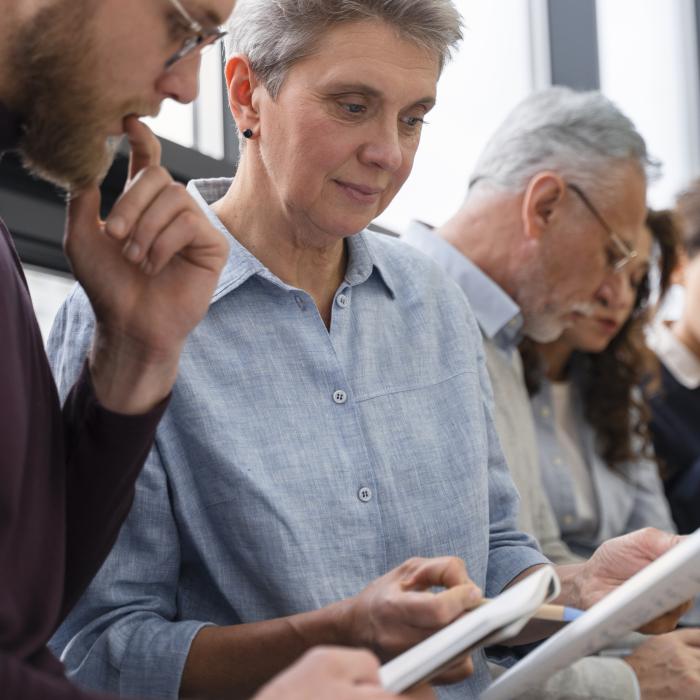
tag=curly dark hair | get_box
[520,209,681,472]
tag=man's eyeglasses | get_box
[567,182,638,273]
[165,0,227,70]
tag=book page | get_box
[380,565,559,693]
[482,529,700,700]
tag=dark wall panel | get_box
[0,139,235,273]
[548,0,600,91]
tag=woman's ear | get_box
[224,55,260,136]
[521,171,567,240]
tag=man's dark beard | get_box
[9,0,122,191]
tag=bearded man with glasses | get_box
[0,1,402,699]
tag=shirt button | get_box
[358,486,373,503]
[336,294,349,308]
[541,407,551,418]
[333,389,347,404]
[554,456,563,466]
[563,514,575,526]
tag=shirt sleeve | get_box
[47,285,170,621]
[59,363,168,618]
[624,454,676,534]
[48,447,212,699]
[622,396,676,535]
[471,322,550,597]
[532,487,585,566]
[0,651,123,700]
[47,287,206,699]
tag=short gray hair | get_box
[224,0,463,98]
[469,87,657,204]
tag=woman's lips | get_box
[335,180,382,204]
[594,317,620,334]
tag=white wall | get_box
[596,0,700,208]
[376,0,542,232]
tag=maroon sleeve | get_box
[59,363,169,620]
[0,652,123,700]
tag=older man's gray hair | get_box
[469,87,656,206]
[224,0,463,99]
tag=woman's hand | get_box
[338,556,482,683]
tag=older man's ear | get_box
[521,171,567,241]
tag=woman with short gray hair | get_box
[48,2,554,699]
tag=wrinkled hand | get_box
[341,556,482,684]
[625,629,700,699]
[64,116,228,413]
[577,528,690,633]
[252,647,398,700]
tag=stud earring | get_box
[242,128,254,139]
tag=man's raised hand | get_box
[64,116,228,414]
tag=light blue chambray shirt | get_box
[47,179,546,700]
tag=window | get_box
[375,1,545,233]
[145,47,227,160]
[596,0,700,208]
[23,266,74,341]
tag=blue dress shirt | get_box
[46,179,546,700]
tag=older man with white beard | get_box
[404,86,700,700]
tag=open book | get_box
[379,565,560,693]
[482,528,700,700]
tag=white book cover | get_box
[482,529,700,700]
[380,565,560,693]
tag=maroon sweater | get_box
[1,112,167,698]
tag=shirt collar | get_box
[0,101,22,153]
[353,231,397,298]
[647,319,700,389]
[188,178,396,302]
[402,220,523,350]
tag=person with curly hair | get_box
[522,210,679,558]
